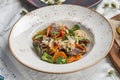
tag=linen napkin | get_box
[96,0,120,19]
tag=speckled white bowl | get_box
[9,5,113,73]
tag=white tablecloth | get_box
[0,0,120,80]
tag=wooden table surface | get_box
[109,15,120,73]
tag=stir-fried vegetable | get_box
[71,24,80,31]
[67,54,82,63]
[33,40,41,54]
[50,44,59,54]
[41,52,53,63]
[46,26,51,36]
[34,46,40,54]
[32,34,43,40]
[55,57,66,64]
[68,29,75,36]
[52,51,67,62]
[75,44,86,50]
[59,29,65,38]
[63,34,68,40]
[32,23,90,64]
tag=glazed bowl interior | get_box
[9,5,113,73]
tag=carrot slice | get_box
[67,56,75,63]
[67,54,82,63]
[52,51,66,62]
[59,29,65,39]
[75,44,86,50]
[46,26,51,36]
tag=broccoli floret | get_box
[68,29,75,36]
[41,52,53,63]
[71,24,80,31]
[55,57,66,64]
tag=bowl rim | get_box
[8,4,114,74]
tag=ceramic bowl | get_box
[9,5,113,73]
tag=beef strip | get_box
[50,23,60,35]
[33,40,49,56]
[68,48,87,55]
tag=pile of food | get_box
[32,23,90,64]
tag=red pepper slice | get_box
[75,44,86,50]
